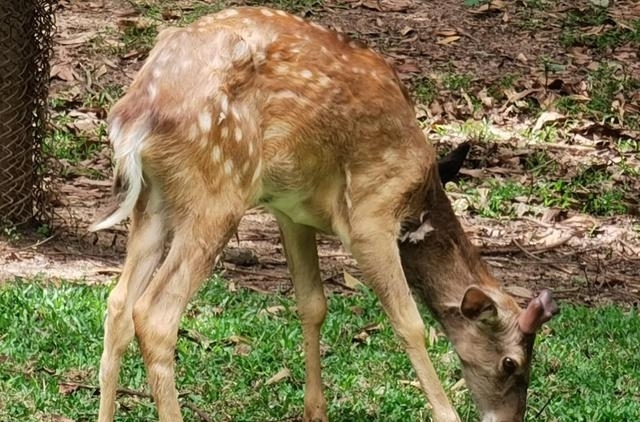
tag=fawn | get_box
[90,6,558,422]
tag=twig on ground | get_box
[513,240,574,275]
[60,381,214,422]
[181,400,214,422]
[15,234,57,251]
[226,267,289,279]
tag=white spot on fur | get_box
[234,127,243,142]
[310,22,328,32]
[212,145,222,162]
[344,168,352,210]
[230,105,242,122]
[276,10,288,17]
[274,63,290,75]
[217,9,239,19]
[263,122,294,141]
[180,59,193,71]
[399,219,435,244]
[156,53,171,66]
[260,9,274,17]
[348,41,358,48]
[268,90,299,103]
[231,41,251,62]
[251,160,262,184]
[341,54,349,61]
[248,142,254,156]
[293,15,304,22]
[198,111,212,133]
[220,94,229,114]
[221,125,229,139]
[188,124,198,140]
[318,75,331,87]
[337,34,345,43]
[224,159,234,175]
[300,69,313,79]
[152,68,162,79]
[147,84,158,100]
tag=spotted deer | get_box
[90,6,558,422]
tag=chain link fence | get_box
[0,0,56,228]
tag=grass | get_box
[1,278,640,421]
[560,6,640,52]
[457,167,631,218]
[44,112,102,166]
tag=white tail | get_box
[93,7,557,422]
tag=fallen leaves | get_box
[265,367,291,385]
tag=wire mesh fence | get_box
[0,0,56,228]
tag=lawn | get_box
[1,277,639,422]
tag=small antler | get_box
[518,289,559,334]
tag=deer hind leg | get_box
[132,202,243,422]
[98,185,167,422]
[349,222,461,422]
[276,213,328,422]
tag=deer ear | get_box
[460,286,498,323]
[438,142,470,185]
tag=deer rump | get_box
[91,7,557,422]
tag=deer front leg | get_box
[350,230,461,422]
[276,213,328,422]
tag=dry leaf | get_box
[58,382,80,395]
[50,64,78,82]
[399,379,421,389]
[427,326,438,346]
[533,111,565,131]
[436,35,461,45]
[57,32,95,45]
[353,330,370,343]
[343,270,363,289]
[258,305,286,316]
[470,0,505,14]
[450,378,466,392]
[505,285,534,299]
[226,335,251,345]
[396,62,420,73]
[234,343,252,356]
[399,25,415,36]
[435,29,458,37]
[265,368,291,385]
[379,0,415,12]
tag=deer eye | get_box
[502,357,518,375]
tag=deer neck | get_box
[398,182,500,330]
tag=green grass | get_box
[1,278,639,421]
[560,6,640,52]
[44,112,102,166]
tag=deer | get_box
[89,6,558,422]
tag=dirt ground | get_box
[1,0,639,307]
